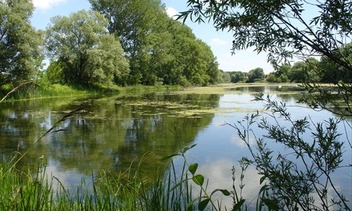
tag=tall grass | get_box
[0,154,200,210]
[0,82,183,102]
[0,83,90,102]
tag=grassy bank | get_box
[176,82,303,94]
[0,83,183,102]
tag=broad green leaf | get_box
[211,188,231,196]
[260,175,266,184]
[187,203,194,211]
[198,198,210,211]
[188,163,198,175]
[262,198,279,210]
[233,199,245,210]
[192,174,204,186]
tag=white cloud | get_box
[32,0,67,10]
[166,7,178,20]
[211,38,227,45]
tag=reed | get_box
[0,155,199,210]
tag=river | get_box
[0,85,351,208]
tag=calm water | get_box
[0,85,351,207]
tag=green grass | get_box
[119,84,183,95]
[175,82,302,94]
[0,83,184,102]
[0,156,199,210]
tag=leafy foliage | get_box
[90,0,221,86]
[45,10,129,87]
[319,43,352,83]
[228,95,351,210]
[179,0,352,69]
[247,67,265,83]
[180,0,352,115]
[0,0,43,84]
[230,71,247,83]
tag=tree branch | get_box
[0,81,38,103]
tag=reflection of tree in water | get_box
[0,107,49,162]
[0,94,218,181]
[230,86,265,93]
[117,113,213,173]
[111,94,219,177]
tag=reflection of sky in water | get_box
[184,93,352,209]
[43,158,94,194]
[1,90,350,208]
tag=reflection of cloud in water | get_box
[196,159,262,209]
[42,158,93,194]
[194,158,352,209]
[230,133,257,148]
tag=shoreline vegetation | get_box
[1,81,340,103]
[0,83,184,102]
[0,82,304,102]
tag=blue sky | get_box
[31,0,273,73]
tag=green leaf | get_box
[192,174,204,186]
[233,199,245,210]
[188,163,198,175]
[198,198,210,211]
[181,144,197,154]
[211,189,231,196]
[262,198,279,210]
[260,175,266,184]
[187,203,193,211]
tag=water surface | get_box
[0,85,350,208]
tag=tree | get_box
[304,57,320,83]
[180,0,352,70]
[221,70,231,83]
[319,44,352,83]
[158,20,220,86]
[45,10,129,87]
[0,0,43,84]
[90,0,165,85]
[289,61,308,83]
[247,67,265,83]
[229,71,246,83]
[90,0,221,86]
[273,63,291,83]
[180,0,352,112]
[45,61,64,84]
[180,0,352,209]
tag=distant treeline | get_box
[223,45,352,84]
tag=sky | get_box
[30,0,274,73]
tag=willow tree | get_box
[0,0,43,85]
[90,0,221,86]
[180,1,352,210]
[180,0,352,113]
[160,20,220,86]
[45,10,129,87]
[89,0,165,85]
